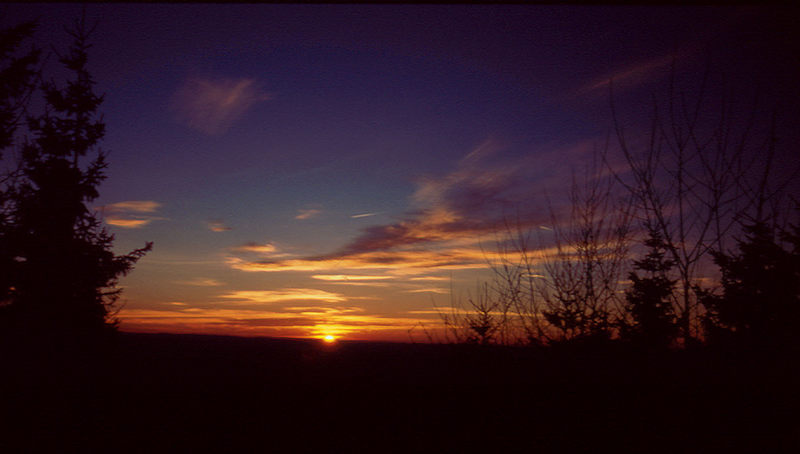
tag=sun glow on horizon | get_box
[322,334,337,343]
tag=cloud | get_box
[105,201,161,213]
[175,278,224,287]
[311,275,393,281]
[234,242,278,254]
[118,306,424,340]
[406,288,450,294]
[577,53,682,97]
[226,243,493,274]
[100,200,163,229]
[230,242,294,260]
[208,219,232,232]
[220,288,347,304]
[171,77,271,135]
[351,212,378,219]
[295,209,321,220]
[106,219,152,228]
[224,140,591,276]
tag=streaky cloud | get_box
[576,52,687,97]
[171,76,270,135]
[220,288,346,304]
[406,288,450,294]
[100,200,164,229]
[103,200,161,213]
[295,209,321,220]
[224,140,580,275]
[175,278,224,287]
[311,274,393,281]
[208,219,232,232]
[106,218,152,229]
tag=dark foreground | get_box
[2,333,798,453]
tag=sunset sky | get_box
[3,4,797,341]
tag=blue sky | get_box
[3,4,797,340]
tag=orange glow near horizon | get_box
[323,334,336,343]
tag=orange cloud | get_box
[232,242,278,254]
[100,200,163,229]
[175,278,224,287]
[118,306,426,341]
[106,219,152,228]
[311,274,393,281]
[226,245,491,273]
[105,201,161,213]
[406,288,449,294]
[220,289,346,304]
[208,219,232,232]
[222,141,567,277]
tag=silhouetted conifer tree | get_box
[619,227,678,350]
[700,219,800,350]
[1,20,40,315]
[0,18,150,347]
[0,21,39,152]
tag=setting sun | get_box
[323,335,336,343]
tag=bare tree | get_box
[489,218,547,344]
[487,150,634,344]
[608,62,794,343]
[538,156,634,343]
[428,280,518,346]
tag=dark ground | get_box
[1,332,798,453]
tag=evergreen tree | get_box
[701,220,800,350]
[1,20,40,311]
[1,18,150,347]
[0,20,39,153]
[619,228,678,349]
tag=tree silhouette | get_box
[619,227,678,350]
[539,157,633,344]
[1,21,40,317]
[700,219,800,350]
[0,21,39,153]
[0,18,150,347]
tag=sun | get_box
[322,334,337,343]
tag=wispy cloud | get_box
[220,288,346,304]
[105,201,160,213]
[577,53,682,97]
[100,200,163,229]
[233,242,278,254]
[106,219,152,229]
[295,209,321,220]
[311,274,393,281]
[171,77,271,135]
[226,140,555,274]
[207,219,232,232]
[406,288,449,294]
[351,212,378,219]
[118,306,427,340]
[226,243,493,274]
[175,278,224,287]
